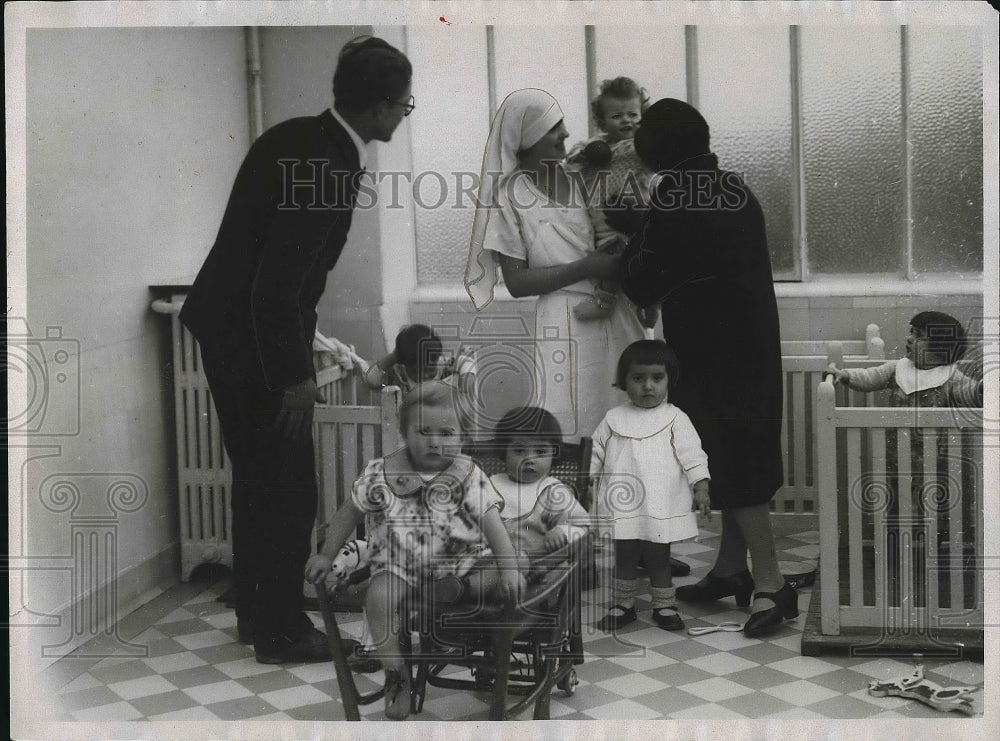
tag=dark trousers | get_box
[200,347,317,642]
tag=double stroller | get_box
[313,438,595,721]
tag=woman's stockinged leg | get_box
[712,508,749,577]
[728,503,785,612]
[363,572,408,670]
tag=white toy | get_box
[326,539,370,593]
[867,664,977,716]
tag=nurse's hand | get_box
[583,251,622,281]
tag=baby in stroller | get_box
[305,381,524,719]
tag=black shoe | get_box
[651,607,685,631]
[255,625,333,664]
[676,569,754,607]
[236,619,254,645]
[742,584,799,638]
[597,605,637,632]
[669,558,691,577]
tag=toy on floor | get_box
[686,622,743,636]
[867,665,977,715]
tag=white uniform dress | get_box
[591,402,709,543]
[485,171,644,439]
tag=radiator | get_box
[153,295,393,581]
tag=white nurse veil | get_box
[464,88,564,310]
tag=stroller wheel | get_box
[558,667,578,696]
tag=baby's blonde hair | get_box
[397,381,460,435]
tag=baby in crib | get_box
[364,323,478,432]
[567,77,658,325]
[826,311,982,408]
[305,382,523,720]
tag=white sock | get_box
[613,578,639,609]
[649,585,677,612]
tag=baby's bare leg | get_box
[364,571,410,670]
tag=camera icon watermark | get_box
[433,316,578,436]
[5,318,80,437]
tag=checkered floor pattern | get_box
[42,525,985,722]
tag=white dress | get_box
[489,473,590,561]
[485,171,644,438]
[591,402,709,543]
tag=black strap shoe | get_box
[597,604,637,631]
[651,607,685,631]
[676,569,754,607]
[742,584,799,638]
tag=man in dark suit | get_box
[180,37,413,664]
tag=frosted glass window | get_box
[698,27,795,277]
[408,27,491,284]
[800,27,905,275]
[593,25,687,117]
[908,26,983,276]
[493,27,589,146]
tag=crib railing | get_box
[816,376,984,650]
[775,325,885,514]
[312,387,402,548]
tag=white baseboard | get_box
[14,541,181,670]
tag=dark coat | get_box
[620,165,784,507]
[180,110,364,391]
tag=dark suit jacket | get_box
[620,167,784,506]
[180,109,364,391]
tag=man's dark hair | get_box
[333,36,412,114]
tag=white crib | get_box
[774,324,886,514]
[815,375,983,652]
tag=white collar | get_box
[894,357,955,395]
[330,107,368,170]
[606,402,679,439]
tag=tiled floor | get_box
[40,523,986,723]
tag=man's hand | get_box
[276,378,325,440]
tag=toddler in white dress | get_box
[592,340,711,631]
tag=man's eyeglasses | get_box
[388,95,415,117]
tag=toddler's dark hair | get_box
[615,340,680,389]
[910,311,968,365]
[394,324,443,374]
[397,381,459,435]
[494,406,563,446]
[591,77,650,126]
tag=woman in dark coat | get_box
[618,98,792,637]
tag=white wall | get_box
[22,26,249,654]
